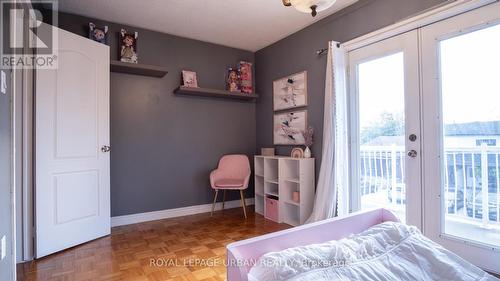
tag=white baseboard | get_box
[111,198,255,227]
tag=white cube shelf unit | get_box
[254,155,315,226]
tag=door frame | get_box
[9,0,36,272]
[12,52,35,263]
[342,0,497,53]
[12,0,36,262]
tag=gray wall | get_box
[55,13,256,216]
[52,0,449,217]
[0,3,13,278]
[255,0,449,179]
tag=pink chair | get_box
[210,155,251,218]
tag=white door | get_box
[421,2,500,273]
[36,25,110,258]
[348,31,422,228]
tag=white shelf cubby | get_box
[255,175,264,196]
[264,158,279,183]
[253,155,315,226]
[255,157,264,177]
[255,194,264,215]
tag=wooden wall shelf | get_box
[110,60,168,77]
[174,86,258,101]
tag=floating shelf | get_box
[110,60,168,77]
[174,86,258,101]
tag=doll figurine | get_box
[227,68,240,92]
[120,29,138,63]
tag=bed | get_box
[226,208,498,281]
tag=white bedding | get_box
[248,222,499,281]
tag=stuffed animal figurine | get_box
[88,22,108,44]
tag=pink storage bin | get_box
[265,197,279,222]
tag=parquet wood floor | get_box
[17,208,290,281]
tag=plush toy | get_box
[120,29,138,63]
[88,22,108,44]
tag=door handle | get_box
[407,150,417,158]
[101,145,110,153]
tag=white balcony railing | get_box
[360,144,500,226]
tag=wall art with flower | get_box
[273,110,307,145]
[273,71,307,111]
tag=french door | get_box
[349,30,422,229]
[421,2,500,273]
[349,1,500,273]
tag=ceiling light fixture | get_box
[282,0,337,17]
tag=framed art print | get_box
[182,70,198,88]
[273,71,307,111]
[274,110,307,145]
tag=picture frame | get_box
[273,71,307,111]
[291,147,304,158]
[273,110,307,145]
[182,70,198,88]
[261,148,275,156]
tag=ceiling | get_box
[57,0,358,52]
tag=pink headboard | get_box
[226,208,399,281]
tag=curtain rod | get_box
[316,42,341,56]
[316,48,328,56]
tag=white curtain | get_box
[307,41,349,222]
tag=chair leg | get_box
[222,190,226,210]
[211,190,219,216]
[240,190,247,219]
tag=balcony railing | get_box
[360,144,500,226]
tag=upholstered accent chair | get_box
[210,155,251,218]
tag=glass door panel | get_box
[357,53,407,222]
[439,23,500,247]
